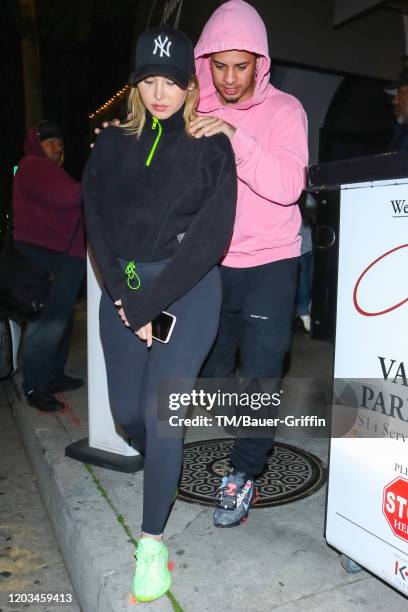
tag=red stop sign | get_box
[383,477,408,543]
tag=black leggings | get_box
[99,260,221,535]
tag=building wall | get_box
[257,0,403,81]
[272,66,343,164]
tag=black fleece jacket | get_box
[83,108,237,330]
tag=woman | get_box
[83,25,237,602]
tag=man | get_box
[13,120,86,411]
[190,0,308,527]
[385,67,408,150]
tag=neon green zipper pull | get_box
[146,116,162,167]
[125,260,141,290]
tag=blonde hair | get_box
[122,75,199,137]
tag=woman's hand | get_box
[114,300,153,348]
[114,299,130,326]
[135,323,153,348]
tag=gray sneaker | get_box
[213,470,258,528]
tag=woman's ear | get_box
[187,80,196,92]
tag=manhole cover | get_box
[179,438,326,507]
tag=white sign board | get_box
[326,179,408,595]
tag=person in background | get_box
[13,121,85,412]
[385,67,408,150]
[191,0,308,528]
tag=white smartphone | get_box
[152,310,176,344]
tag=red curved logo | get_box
[353,244,408,317]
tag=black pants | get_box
[201,257,299,476]
[15,242,85,394]
[100,261,221,535]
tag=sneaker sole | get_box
[130,574,171,603]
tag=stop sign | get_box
[383,477,408,543]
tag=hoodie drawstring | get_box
[145,117,162,167]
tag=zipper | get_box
[145,116,163,167]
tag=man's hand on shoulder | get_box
[90,117,126,148]
[188,117,236,141]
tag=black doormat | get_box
[179,438,326,507]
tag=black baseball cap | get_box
[384,68,408,96]
[130,25,195,90]
[37,120,63,142]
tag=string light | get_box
[89,85,130,119]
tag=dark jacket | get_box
[83,108,237,330]
[388,124,408,152]
[13,126,85,258]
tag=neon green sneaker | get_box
[131,538,171,602]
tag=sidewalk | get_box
[0,386,80,612]
[3,304,407,611]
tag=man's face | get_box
[392,85,408,125]
[41,137,64,165]
[210,50,257,105]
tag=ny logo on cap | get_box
[153,35,172,58]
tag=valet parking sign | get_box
[326,179,408,596]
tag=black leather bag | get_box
[0,245,51,321]
[0,216,81,322]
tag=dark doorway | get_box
[319,75,394,162]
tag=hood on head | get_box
[24,124,47,158]
[194,0,270,111]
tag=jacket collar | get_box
[146,106,185,133]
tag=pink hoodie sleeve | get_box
[231,106,308,205]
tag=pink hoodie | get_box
[195,0,308,267]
